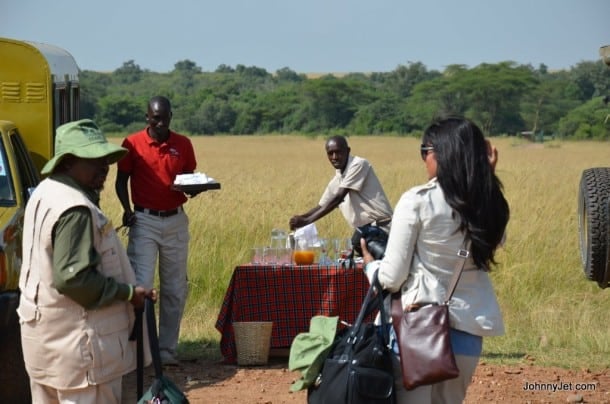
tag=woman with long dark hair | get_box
[361,116,510,403]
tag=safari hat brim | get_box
[41,119,127,176]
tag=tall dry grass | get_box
[100,135,610,368]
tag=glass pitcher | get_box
[270,228,288,249]
[293,235,316,265]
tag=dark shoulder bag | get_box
[308,271,395,404]
[390,244,470,390]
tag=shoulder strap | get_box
[134,308,144,400]
[346,271,389,344]
[390,238,470,320]
[443,240,471,303]
[145,297,164,378]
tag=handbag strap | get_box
[134,307,144,400]
[347,270,390,344]
[390,238,470,312]
[351,270,379,330]
[443,239,470,303]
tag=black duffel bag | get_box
[308,272,395,404]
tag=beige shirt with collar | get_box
[319,155,393,229]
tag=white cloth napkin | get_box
[174,173,215,185]
[294,223,319,247]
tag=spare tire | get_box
[578,167,610,288]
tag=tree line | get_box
[80,58,610,139]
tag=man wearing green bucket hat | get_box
[17,119,156,403]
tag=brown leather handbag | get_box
[390,244,470,390]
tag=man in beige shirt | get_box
[290,135,393,234]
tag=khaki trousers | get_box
[30,377,122,404]
[127,209,190,357]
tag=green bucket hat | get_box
[41,119,127,176]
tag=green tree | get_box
[80,70,113,119]
[379,62,441,98]
[275,67,305,83]
[520,70,580,135]
[451,62,534,133]
[299,76,368,132]
[235,65,270,79]
[349,94,408,134]
[231,101,261,134]
[171,59,202,94]
[406,77,467,130]
[187,98,236,134]
[113,60,143,84]
[569,61,610,101]
[78,57,605,139]
[254,85,301,133]
[96,95,143,131]
[557,97,610,140]
[215,64,235,73]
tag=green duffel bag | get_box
[136,298,189,404]
[138,375,188,404]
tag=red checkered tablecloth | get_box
[215,264,371,364]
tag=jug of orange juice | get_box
[293,236,315,265]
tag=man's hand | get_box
[130,286,157,309]
[289,215,308,230]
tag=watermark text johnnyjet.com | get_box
[523,381,597,393]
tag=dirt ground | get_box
[122,356,610,403]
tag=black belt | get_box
[134,205,182,217]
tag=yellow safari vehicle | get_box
[0,37,80,402]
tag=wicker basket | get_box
[233,321,273,366]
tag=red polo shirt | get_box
[117,128,197,211]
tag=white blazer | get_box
[365,177,505,337]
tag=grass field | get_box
[101,135,610,370]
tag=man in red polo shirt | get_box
[115,95,199,366]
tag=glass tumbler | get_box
[263,246,278,265]
[277,247,293,265]
[318,238,332,265]
[251,247,264,264]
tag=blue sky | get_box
[2,0,609,74]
